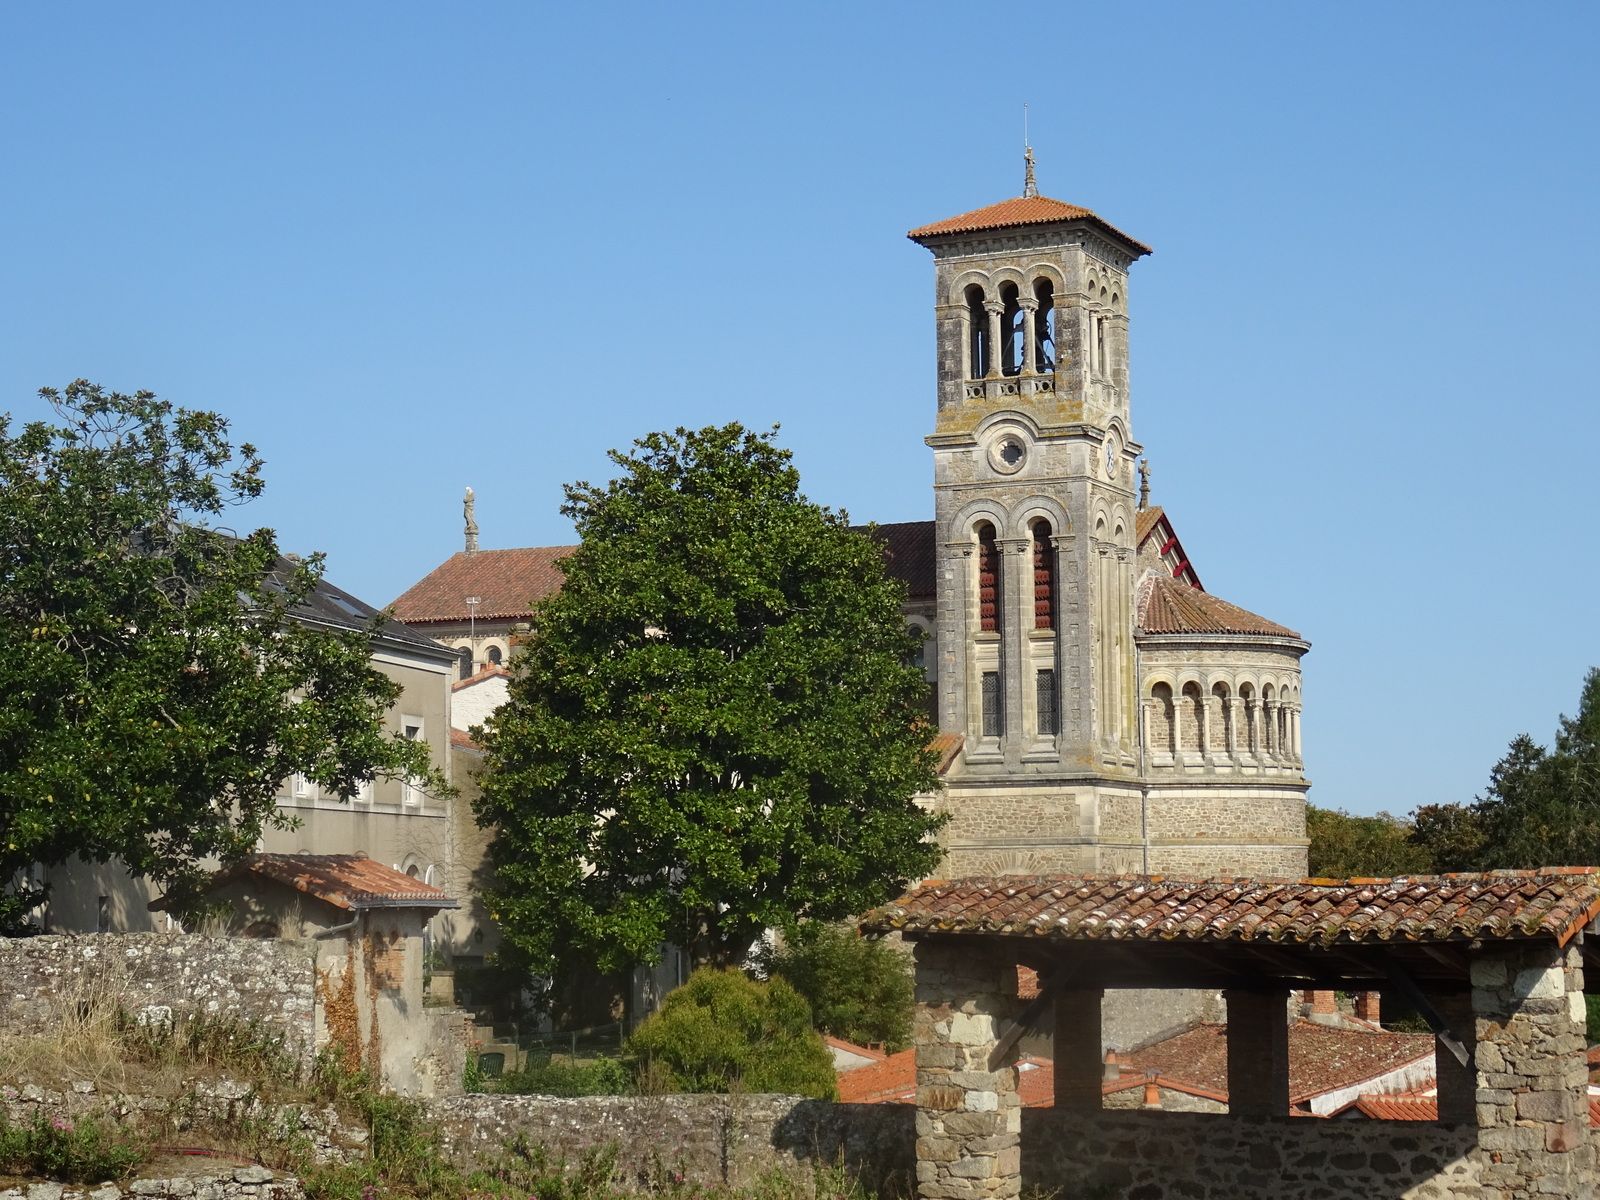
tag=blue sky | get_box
[3,3,1595,819]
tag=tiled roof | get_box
[864,521,936,600]
[391,547,572,624]
[1134,506,1165,550]
[1350,1094,1600,1127]
[452,665,511,692]
[211,853,457,912]
[270,557,445,654]
[393,521,937,625]
[907,195,1153,255]
[928,731,964,777]
[1123,1021,1431,1106]
[1139,573,1299,639]
[862,870,1600,948]
[823,1035,886,1062]
[449,727,482,751]
[836,1047,916,1104]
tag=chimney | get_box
[1355,991,1382,1024]
[1141,1071,1161,1109]
[1103,1049,1121,1081]
[1305,989,1338,1024]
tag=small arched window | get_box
[977,522,1001,634]
[457,646,473,680]
[486,644,503,667]
[1033,279,1056,370]
[999,283,1023,377]
[965,285,989,379]
[1031,519,1055,630]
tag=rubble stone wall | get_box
[0,935,317,1071]
[1022,1110,1481,1198]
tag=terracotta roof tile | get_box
[823,1035,886,1062]
[1134,506,1165,550]
[1351,1094,1600,1127]
[391,547,571,624]
[836,1047,916,1104]
[927,731,964,777]
[908,195,1153,255]
[1123,1021,1431,1105]
[451,665,511,692]
[1139,573,1299,639]
[862,870,1600,948]
[211,853,457,912]
[450,727,482,751]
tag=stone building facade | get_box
[392,174,1311,883]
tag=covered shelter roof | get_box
[158,852,460,913]
[862,870,1600,991]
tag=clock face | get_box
[1104,435,1119,479]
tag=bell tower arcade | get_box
[909,173,1152,792]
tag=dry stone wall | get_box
[0,1168,301,1200]
[0,936,316,1073]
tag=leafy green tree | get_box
[1409,670,1600,872]
[759,921,914,1052]
[1305,805,1434,879]
[624,967,837,1099]
[476,424,945,974]
[0,382,440,928]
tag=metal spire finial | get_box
[1137,459,1151,511]
[463,486,480,553]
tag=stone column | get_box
[1225,695,1240,761]
[913,939,1024,1200]
[984,303,1004,379]
[1052,989,1104,1112]
[1245,699,1259,760]
[1000,538,1030,768]
[1200,692,1215,764]
[1470,941,1594,1196]
[1139,697,1154,761]
[1224,989,1290,1118]
[1262,700,1279,760]
[1020,297,1039,374]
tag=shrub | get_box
[0,1111,147,1183]
[624,968,837,1100]
[759,922,913,1052]
[495,1056,631,1097]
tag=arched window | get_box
[457,645,473,680]
[1181,682,1205,754]
[977,522,1001,634]
[999,283,1023,377]
[1033,279,1056,370]
[1031,519,1055,630]
[1212,682,1233,756]
[965,285,989,379]
[486,644,503,667]
[1151,683,1175,757]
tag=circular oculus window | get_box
[988,435,1027,475]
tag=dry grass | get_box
[0,966,299,1097]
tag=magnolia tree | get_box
[0,381,440,928]
[476,424,945,975]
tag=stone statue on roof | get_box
[464,486,479,553]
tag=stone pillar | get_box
[1429,990,1475,1125]
[1199,692,1214,762]
[1354,990,1381,1023]
[1245,699,1260,759]
[913,939,1023,1200]
[1052,989,1104,1112]
[1000,539,1030,767]
[1020,297,1038,374]
[1225,695,1240,760]
[984,303,1004,379]
[1263,700,1279,759]
[1305,989,1337,1025]
[1470,941,1595,1197]
[1224,989,1290,1118]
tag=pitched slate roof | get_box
[1123,1021,1432,1107]
[861,870,1600,948]
[864,520,936,600]
[1139,573,1300,639]
[391,547,571,624]
[207,853,457,912]
[907,195,1153,256]
[270,558,445,653]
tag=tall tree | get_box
[476,424,945,974]
[1305,805,1434,879]
[0,382,439,928]
[1410,670,1600,872]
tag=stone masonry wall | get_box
[423,1094,915,1191]
[0,935,317,1072]
[1022,1110,1480,1199]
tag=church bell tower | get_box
[909,158,1152,787]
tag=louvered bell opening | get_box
[978,523,1000,633]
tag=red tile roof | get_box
[451,665,511,692]
[1349,1093,1600,1127]
[1139,573,1300,639]
[1122,1021,1431,1106]
[450,727,482,751]
[210,853,457,912]
[393,521,938,625]
[927,731,964,777]
[836,1047,916,1104]
[391,547,571,624]
[823,1035,886,1062]
[1134,506,1165,550]
[862,870,1600,948]
[907,195,1153,256]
